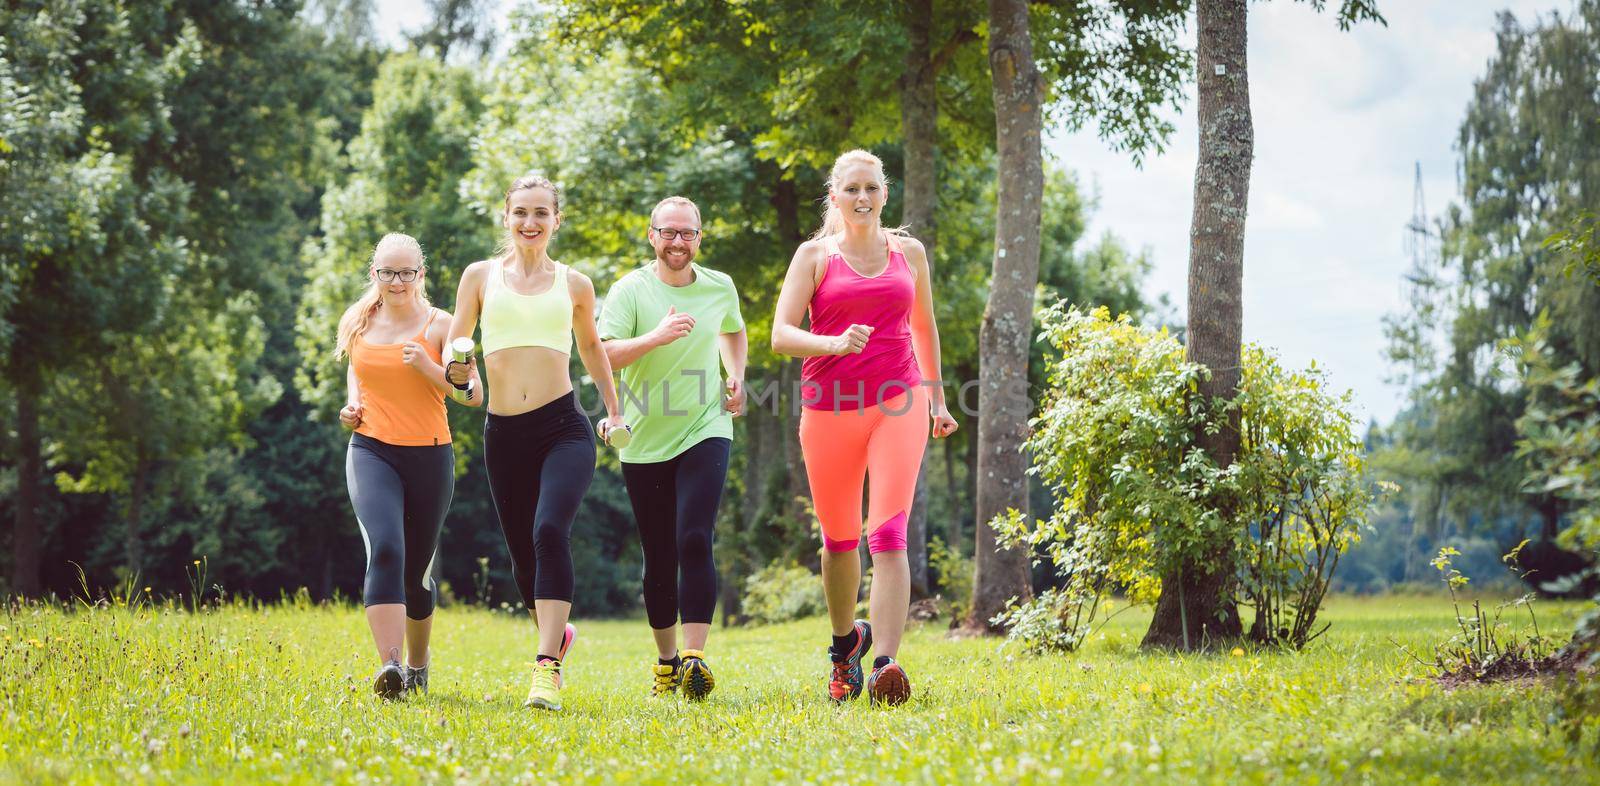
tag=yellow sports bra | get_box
[480,258,573,356]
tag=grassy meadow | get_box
[0,594,1592,785]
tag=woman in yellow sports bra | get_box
[446,173,625,711]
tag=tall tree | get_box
[407,0,497,61]
[1145,0,1383,649]
[1,0,182,595]
[4,0,377,596]
[966,0,1043,631]
[1383,3,1600,560]
[964,0,1193,632]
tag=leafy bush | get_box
[740,561,825,625]
[994,305,1378,650]
[992,586,1104,654]
[1233,347,1378,646]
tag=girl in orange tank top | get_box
[335,233,481,700]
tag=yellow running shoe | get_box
[650,661,681,697]
[680,650,715,701]
[524,659,563,711]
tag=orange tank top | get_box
[351,308,451,446]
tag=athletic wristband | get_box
[445,360,470,391]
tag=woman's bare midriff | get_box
[484,346,575,416]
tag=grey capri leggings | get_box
[346,433,455,619]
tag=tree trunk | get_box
[962,399,977,549]
[12,388,43,597]
[1142,0,1252,650]
[965,0,1042,633]
[770,176,812,542]
[901,0,939,599]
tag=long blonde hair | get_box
[335,233,429,359]
[811,149,908,240]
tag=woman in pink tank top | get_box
[772,149,959,707]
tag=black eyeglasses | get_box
[375,268,421,283]
[652,227,701,241]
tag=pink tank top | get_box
[801,235,922,411]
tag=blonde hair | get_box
[335,233,429,359]
[495,172,564,259]
[811,149,907,240]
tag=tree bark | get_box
[965,0,1042,633]
[900,0,939,599]
[12,387,43,597]
[1143,0,1252,650]
[770,176,811,527]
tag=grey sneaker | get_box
[403,663,429,694]
[374,660,404,700]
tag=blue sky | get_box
[374,0,1570,424]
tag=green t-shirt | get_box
[598,261,745,463]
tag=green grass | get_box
[1,594,1592,784]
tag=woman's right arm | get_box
[445,262,487,387]
[771,241,864,358]
[339,363,363,429]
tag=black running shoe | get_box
[373,660,404,700]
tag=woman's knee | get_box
[677,527,713,560]
[532,520,571,553]
[368,539,404,575]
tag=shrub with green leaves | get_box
[1233,346,1377,646]
[992,586,1104,654]
[739,560,826,625]
[995,305,1377,650]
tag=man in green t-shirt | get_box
[599,195,747,701]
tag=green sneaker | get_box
[680,649,715,701]
[524,659,563,711]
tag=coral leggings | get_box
[798,386,929,553]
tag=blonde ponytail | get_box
[335,233,430,359]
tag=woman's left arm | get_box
[904,239,958,438]
[570,272,624,434]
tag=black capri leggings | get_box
[621,437,731,629]
[346,434,455,620]
[483,391,596,607]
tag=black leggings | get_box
[346,434,455,620]
[621,437,730,629]
[483,391,596,607]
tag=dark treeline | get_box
[5,0,1596,617]
[0,0,1164,615]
